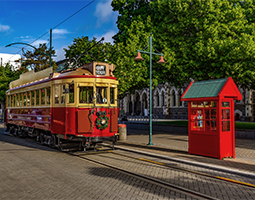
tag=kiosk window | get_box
[191,101,217,131]
[79,86,93,103]
[222,107,230,132]
[96,87,107,104]
[55,86,60,104]
[69,84,74,104]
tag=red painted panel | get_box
[6,108,51,131]
[77,110,93,133]
[189,134,219,158]
[110,109,118,132]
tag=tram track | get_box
[70,150,218,200]
[69,145,255,200]
[105,149,255,189]
[3,131,255,199]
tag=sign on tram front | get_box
[95,65,106,75]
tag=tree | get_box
[111,0,154,44]
[0,62,21,111]
[112,0,255,95]
[151,0,255,90]
[64,36,115,69]
[20,43,57,73]
[113,16,158,97]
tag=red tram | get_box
[5,62,119,151]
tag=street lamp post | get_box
[6,28,54,69]
[134,33,166,146]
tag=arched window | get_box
[172,90,176,107]
[162,91,165,107]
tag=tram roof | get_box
[8,62,116,90]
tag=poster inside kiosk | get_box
[96,65,106,75]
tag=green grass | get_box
[153,120,255,130]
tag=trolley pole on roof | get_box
[134,33,166,146]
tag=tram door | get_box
[52,84,66,135]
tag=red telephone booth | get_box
[181,77,242,159]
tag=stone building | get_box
[119,83,255,122]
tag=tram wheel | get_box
[39,133,44,144]
[49,135,56,148]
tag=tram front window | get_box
[80,86,93,103]
[96,87,107,104]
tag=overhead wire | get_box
[5,0,96,64]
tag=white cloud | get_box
[0,24,10,32]
[54,46,67,61]
[94,30,116,44]
[52,29,70,35]
[94,0,117,27]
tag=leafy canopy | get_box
[0,62,21,104]
[64,36,115,69]
[112,0,255,95]
[20,43,57,73]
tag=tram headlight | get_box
[101,118,107,125]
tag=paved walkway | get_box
[117,128,255,174]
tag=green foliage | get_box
[111,0,154,44]
[0,62,21,104]
[64,36,115,68]
[20,43,57,73]
[112,0,255,96]
[151,0,255,90]
[114,16,158,97]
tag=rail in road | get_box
[3,129,255,200]
[71,146,255,200]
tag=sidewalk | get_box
[117,128,255,174]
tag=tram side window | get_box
[96,87,107,104]
[41,88,45,105]
[68,84,74,104]
[13,94,16,107]
[36,90,40,106]
[16,94,19,107]
[55,85,60,104]
[23,92,27,106]
[79,86,93,103]
[31,91,35,106]
[19,93,23,107]
[110,87,115,104]
[27,91,31,106]
[8,95,10,107]
[46,87,51,105]
[61,85,65,104]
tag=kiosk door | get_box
[221,100,233,157]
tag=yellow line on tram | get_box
[107,150,255,188]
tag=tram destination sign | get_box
[95,65,106,75]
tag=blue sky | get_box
[0,0,118,61]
